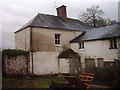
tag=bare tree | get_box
[79,5,116,27]
[105,18,116,25]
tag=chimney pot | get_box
[56,5,67,21]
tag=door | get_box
[59,59,69,74]
[69,57,81,75]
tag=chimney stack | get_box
[56,5,67,21]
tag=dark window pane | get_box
[55,40,57,44]
[114,38,117,48]
[55,34,57,39]
[79,43,81,49]
[58,34,60,39]
[82,43,84,49]
[110,39,113,48]
[58,40,60,44]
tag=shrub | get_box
[112,60,120,88]
[85,66,116,86]
[2,49,29,56]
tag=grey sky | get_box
[1,0,119,49]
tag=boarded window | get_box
[55,33,61,46]
[85,58,95,71]
[104,62,116,68]
[97,58,104,68]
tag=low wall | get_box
[3,55,29,75]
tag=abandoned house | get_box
[14,5,120,75]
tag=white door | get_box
[59,59,69,73]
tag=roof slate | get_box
[58,49,80,58]
[15,13,91,33]
[70,23,120,43]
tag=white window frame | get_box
[54,33,61,46]
[109,38,118,49]
[79,42,84,50]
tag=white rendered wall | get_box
[71,39,119,68]
[31,52,59,75]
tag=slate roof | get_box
[58,49,80,58]
[15,13,91,33]
[70,22,120,43]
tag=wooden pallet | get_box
[58,73,94,87]
[79,73,94,86]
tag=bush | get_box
[112,61,120,88]
[85,65,118,87]
[2,49,29,56]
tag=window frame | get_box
[109,38,118,49]
[54,33,61,46]
[79,42,84,50]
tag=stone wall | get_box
[3,55,29,76]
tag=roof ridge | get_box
[37,13,92,28]
[38,13,80,21]
[15,13,91,33]
[30,14,39,25]
[96,22,119,28]
[70,22,120,43]
[38,13,57,17]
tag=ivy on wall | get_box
[2,49,29,56]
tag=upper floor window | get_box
[79,42,84,49]
[109,38,118,49]
[55,33,61,46]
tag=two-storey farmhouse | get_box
[15,5,120,75]
[15,5,91,75]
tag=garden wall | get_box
[3,54,29,76]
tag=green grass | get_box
[2,76,66,88]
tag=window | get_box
[79,42,84,49]
[109,38,118,49]
[55,33,61,46]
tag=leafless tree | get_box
[79,5,116,27]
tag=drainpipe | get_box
[78,57,81,73]
[30,27,34,74]
[58,58,60,73]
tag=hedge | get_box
[2,49,29,56]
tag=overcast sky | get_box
[1,0,119,49]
